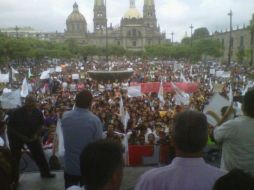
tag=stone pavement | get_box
[18,167,154,190]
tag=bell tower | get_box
[143,0,157,28]
[93,0,107,32]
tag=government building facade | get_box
[65,0,166,51]
[210,14,254,64]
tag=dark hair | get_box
[213,169,254,190]
[80,140,124,190]
[173,110,208,153]
[242,89,254,118]
[75,90,93,109]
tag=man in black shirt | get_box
[7,96,55,185]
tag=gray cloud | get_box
[0,0,253,41]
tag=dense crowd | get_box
[0,58,254,190]
[0,58,253,151]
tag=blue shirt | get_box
[62,107,103,176]
[135,157,226,190]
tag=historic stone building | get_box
[211,14,254,64]
[65,0,166,51]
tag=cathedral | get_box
[65,0,166,51]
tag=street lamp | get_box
[228,10,233,66]
[190,24,194,46]
[171,32,174,43]
[105,0,108,64]
[14,25,19,39]
[250,14,254,66]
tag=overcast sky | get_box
[0,0,254,42]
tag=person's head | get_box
[80,140,124,190]
[75,90,93,109]
[173,110,208,155]
[138,134,145,145]
[147,133,155,145]
[24,95,37,110]
[242,89,254,118]
[213,169,254,190]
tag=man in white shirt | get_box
[214,89,254,176]
[135,110,226,190]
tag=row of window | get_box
[220,36,245,48]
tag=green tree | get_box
[236,48,245,64]
[193,27,210,39]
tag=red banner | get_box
[140,82,198,94]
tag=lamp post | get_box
[105,0,109,64]
[228,10,233,66]
[190,24,194,46]
[250,14,254,66]
[171,32,174,43]
[14,25,19,39]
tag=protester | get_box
[0,58,253,188]
[7,95,55,186]
[62,90,103,189]
[214,89,254,175]
[135,110,226,190]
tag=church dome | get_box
[123,8,142,19]
[67,2,86,23]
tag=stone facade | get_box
[211,14,254,64]
[65,0,166,51]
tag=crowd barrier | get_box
[128,144,170,166]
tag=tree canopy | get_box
[0,33,223,64]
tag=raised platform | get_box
[18,167,154,190]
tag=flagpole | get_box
[9,65,12,89]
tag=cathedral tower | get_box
[93,0,107,32]
[143,0,157,28]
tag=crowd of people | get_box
[0,57,254,190]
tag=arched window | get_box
[132,29,137,36]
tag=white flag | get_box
[180,72,188,82]
[158,81,165,104]
[28,68,33,78]
[119,96,124,118]
[209,78,213,91]
[242,81,253,95]
[171,82,190,106]
[11,67,18,81]
[190,66,193,77]
[228,84,233,103]
[20,78,29,98]
[40,70,50,80]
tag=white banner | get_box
[0,90,21,109]
[127,86,142,97]
[210,69,216,75]
[55,66,62,73]
[72,74,79,80]
[221,72,231,78]
[216,70,224,77]
[49,68,55,73]
[203,93,230,126]
[40,70,50,80]
[0,73,9,83]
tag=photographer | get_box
[214,89,254,176]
